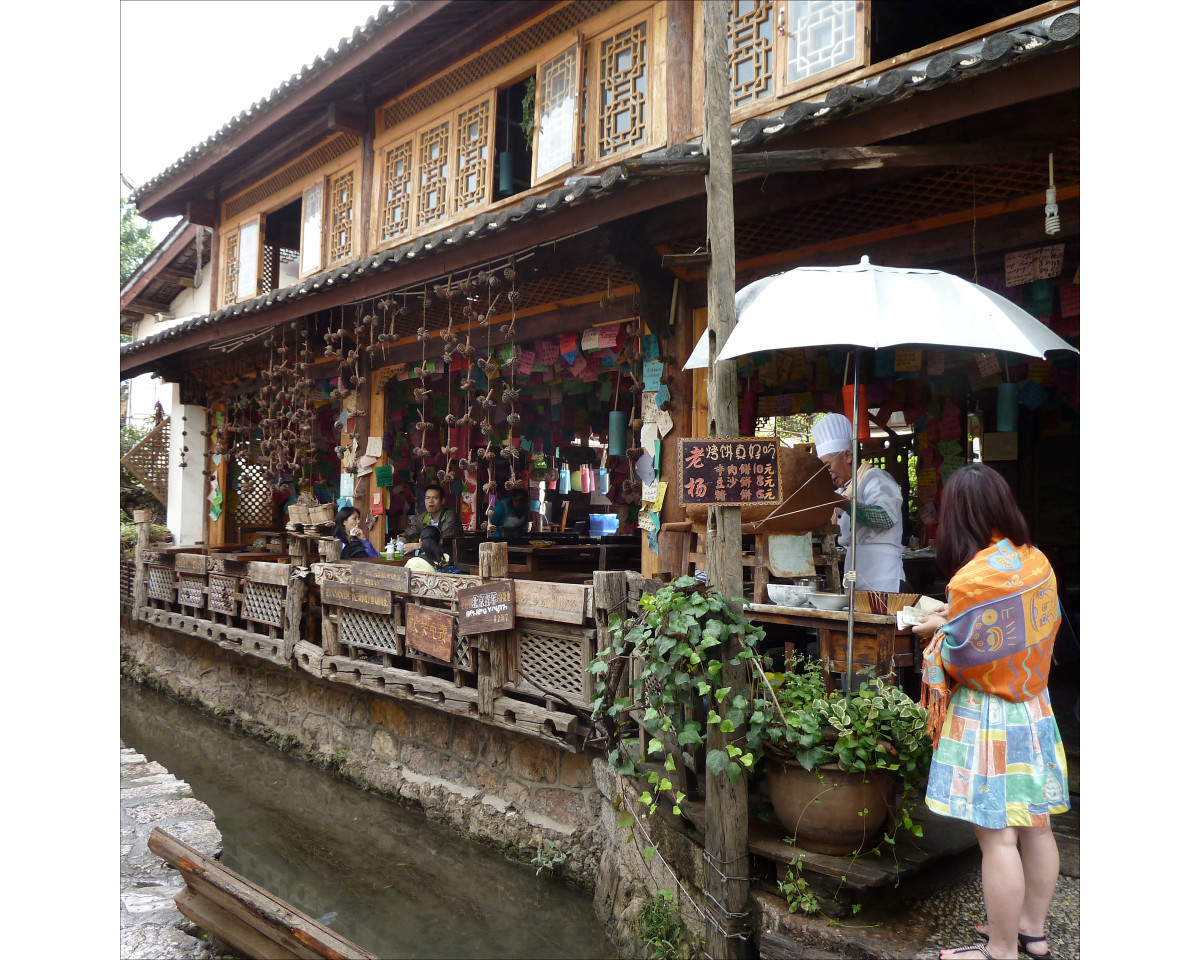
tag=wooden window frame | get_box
[585,8,658,164]
[531,35,584,187]
[372,90,498,253]
[221,213,266,306]
[776,0,870,98]
[298,178,325,280]
[325,163,358,267]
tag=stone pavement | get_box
[120,742,237,960]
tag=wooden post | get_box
[478,541,509,579]
[133,507,151,614]
[702,3,751,957]
[283,533,307,661]
[367,366,388,554]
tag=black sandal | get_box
[941,946,993,959]
[1017,934,1053,959]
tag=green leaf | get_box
[719,719,735,733]
[642,844,658,861]
[715,686,732,703]
[647,738,664,756]
[664,754,676,772]
[677,724,702,746]
[707,709,721,726]
[706,749,730,776]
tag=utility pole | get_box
[702,2,750,957]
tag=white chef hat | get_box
[813,413,852,457]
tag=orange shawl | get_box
[920,535,1060,747]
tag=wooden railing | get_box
[129,518,645,752]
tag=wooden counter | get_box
[745,602,913,691]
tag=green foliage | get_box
[589,577,764,813]
[636,889,691,960]
[520,76,537,151]
[278,734,300,752]
[329,748,348,773]
[531,839,567,878]
[778,857,821,915]
[121,197,155,287]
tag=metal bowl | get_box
[766,583,811,607]
[807,591,849,611]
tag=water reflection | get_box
[121,679,615,959]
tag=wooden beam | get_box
[702,3,750,957]
[621,142,1051,178]
[185,198,217,229]
[120,225,202,309]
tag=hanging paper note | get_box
[600,379,612,403]
[560,333,580,365]
[518,349,536,376]
[975,352,1001,377]
[638,507,656,532]
[1004,244,1065,286]
[598,326,619,349]
[655,383,671,408]
[641,477,659,505]
[340,472,355,497]
[894,349,922,373]
[642,362,664,393]
[640,421,659,459]
[569,353,589,377]
[658,409,674,438]
[641,335,660,363]
[536,340,558,365]
[652,480,669,513]
[375,464,394,487]
[580,328,601,351]
[926,352,946,376]
[1059,282,1080,318]
[366,436,383,457]
[635,452,656,485]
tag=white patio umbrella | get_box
[684,256,1078,690]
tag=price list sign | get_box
[676,437,782,506]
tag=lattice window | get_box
[729,0,774,109]
[120,560,136,609]
[379,139,414,243]
[340,608,399,655]
[326,169,355,264]
[146,565,176,603]
[121,416,171,507]
[262,243,279,292]
[222,229,239,306]
[417,121,450,229]
[518,629,584,698]
[177,573,207,608]
[453,634,473,671]
[454,97,492,213]
[208,574,239,616]
[784,0,858,85]
[535,45,579,180]
[232,455,276,526]
[597,20,648,158]
[242,580,285,628]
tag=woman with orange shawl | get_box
[914,464,1069,960]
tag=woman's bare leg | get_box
[974,826,1058,956]
[972,825,1022,959]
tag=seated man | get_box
[401,484,463,560]
[489,485,530,540]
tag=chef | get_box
[812,413,905,591]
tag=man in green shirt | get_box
[401,484,463,560]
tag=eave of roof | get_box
[120,10,1079,366]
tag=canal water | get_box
[120,679,616,959]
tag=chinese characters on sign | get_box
[456,580,515,636]
[676,437,782,506]
[405,603,457,662]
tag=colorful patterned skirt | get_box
[924,686,1071,829]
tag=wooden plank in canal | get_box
[148,827,378,960]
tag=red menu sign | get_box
[676,437,781,506]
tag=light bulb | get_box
[1044,185,1060,235]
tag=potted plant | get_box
[589,577,931,856]
[745,657,932,855]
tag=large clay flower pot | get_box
[764,754,896,855]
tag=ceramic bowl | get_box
[766,583,810,607]
[807,591,849,611]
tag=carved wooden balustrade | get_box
[129,521,645,752]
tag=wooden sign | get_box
[320,580,393,615]
[350,561,409,592]
[457,580,516,636]
[175,553,207,574]
[676,437,782,506]
[514,579,588,625]
[405,603,457,662]
[1003,244,1065,286]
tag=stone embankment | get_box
[120,742,235,960]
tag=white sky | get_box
[122,0,387,241]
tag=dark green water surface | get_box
[120,678,615,959]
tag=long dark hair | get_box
[413,524,443,567]
[936,463,1031,577]
[333,505,359,545]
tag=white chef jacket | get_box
[836,466,904,592]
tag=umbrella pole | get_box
[844,349,860,694]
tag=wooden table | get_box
[503,542,641,575]
[745,603,913,691]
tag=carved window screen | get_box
[781,0,866,92]
[221,228,239,306]
[326,168,355,265]
[729,0,775,109]
[417,121,451,229]
[231,454,276,527]
[534,42,581,183]
[596,19,649,158]
[454,95,493,213]
[379,138,414,244]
